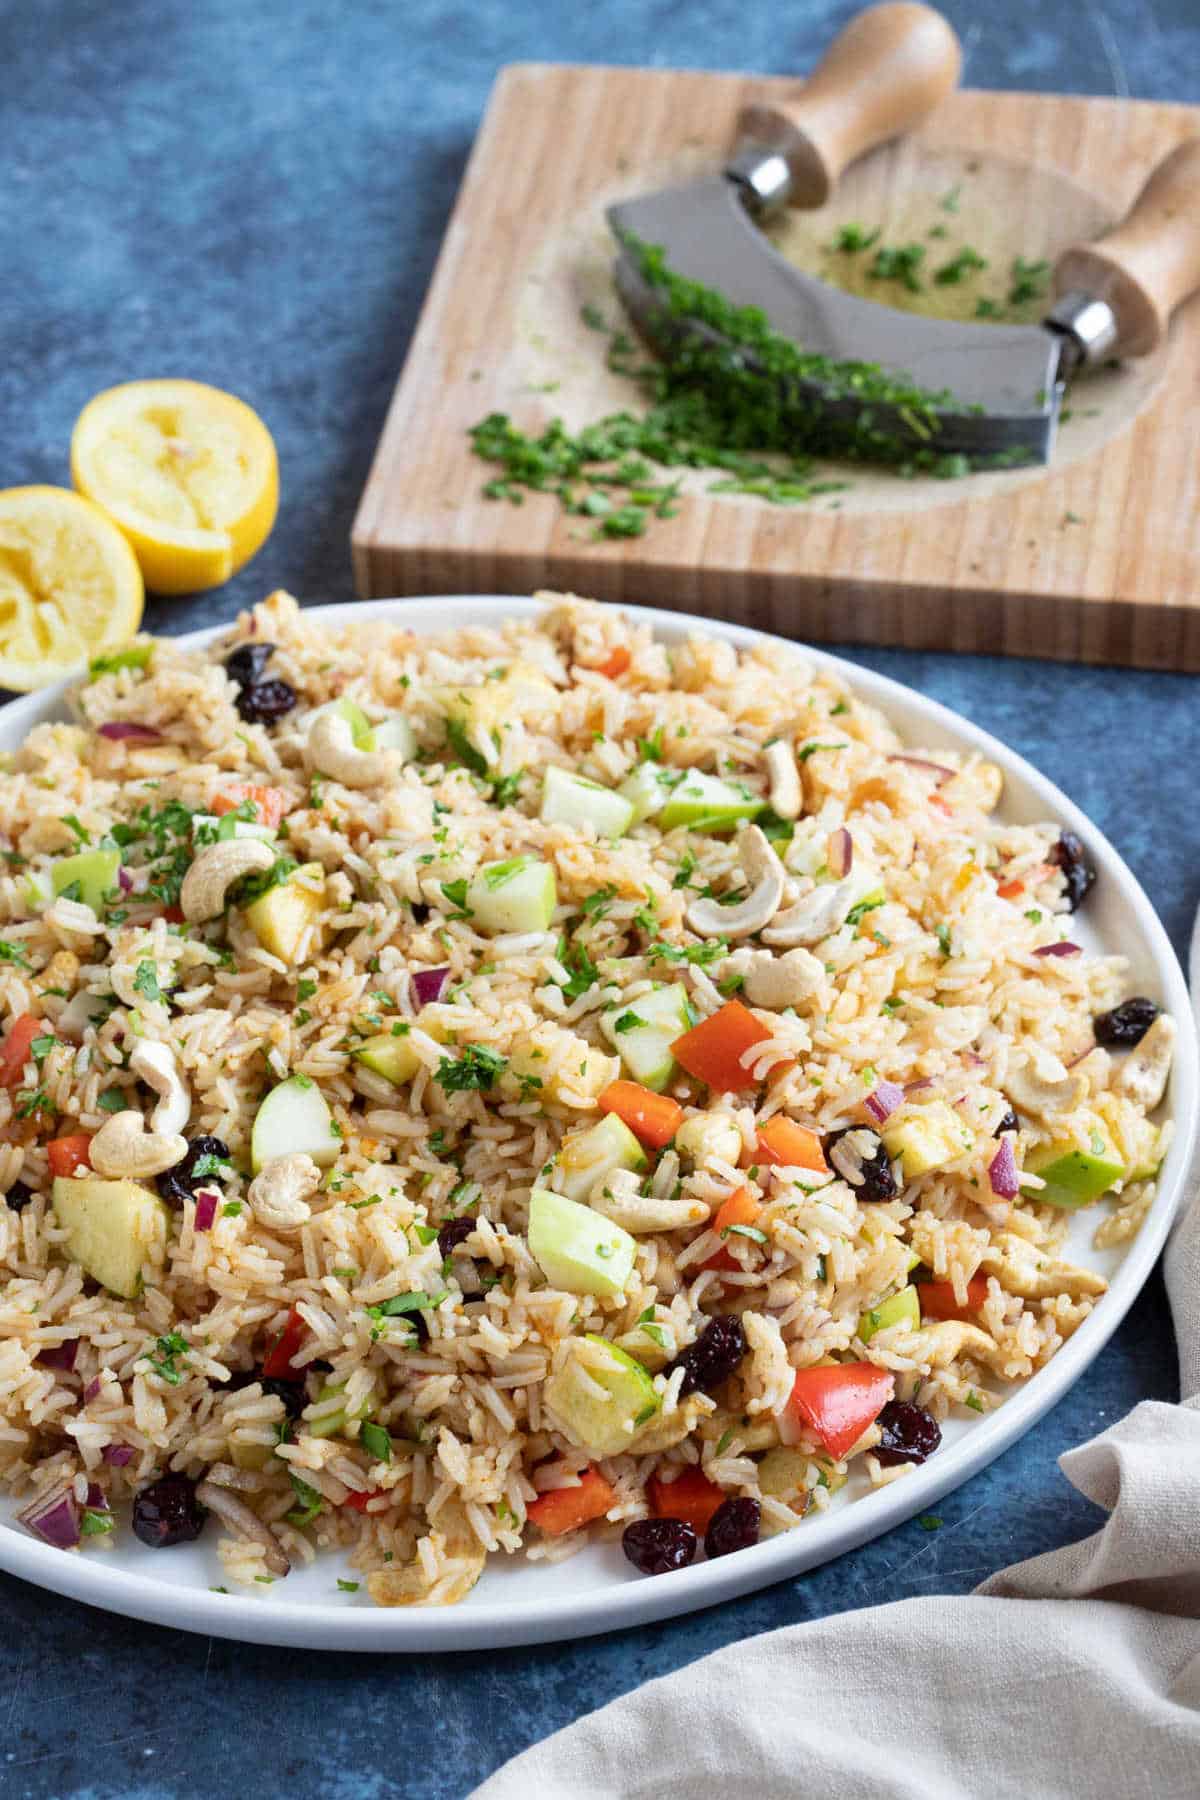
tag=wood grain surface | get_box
[351,64,1200,670]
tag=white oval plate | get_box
[1,596,1195,1651]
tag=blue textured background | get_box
[2,2,1197,1795]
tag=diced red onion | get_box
[888,754,955,785]
[97,721,162,743]
[17,1484,80,1549]
[103,1444,135,1467]
[904,1076,936,1095]
[863,1080,905,1126]
[84,1377,102,1402]
[1033,942,1082,959]
[117,866,134,893]
[826,827,853,879]
[988,1135,1020,1199]
[86,1482,108,1510]
[194,1188,219,1232]
[37,1339,79,1373]
[412,966,451,1006]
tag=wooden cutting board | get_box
[351,64,1200,671]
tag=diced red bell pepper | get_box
[262,1306,308,1379]
[702,1186,762,1273]
[212,783,288,830]
[599,1080,683,1150]
[47,1133,94,1177]
[781,1363,895,1461]
[341,1488,374,1513]
[526,1467,615,1536]
[647,1466,726,1536]
[755,1116,828,1173]
[920,1276,989,1323]
[593,646,631,680]
[672,1000,770,1093]
[0,1014,40,1089]
[996,878,1024,900]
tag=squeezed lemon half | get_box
[71,378,279,595]
[0,485,145,691]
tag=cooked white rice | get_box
[0,591,1174,1602]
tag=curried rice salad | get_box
[0,592,1178,1599]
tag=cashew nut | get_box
[763,740,802,821]
[304,712,400,790]
[912,1319,1000,1370]
[1112,1013,1175,1114]
[89,1110,187,1178]
[247,1153,321,1231]
[1004,1042,1083,1121]
[724,945,824,1011]
[685,826,785,940]
[588,1166,709,1234]
[675,1111,744,1170]
[978,1233,1107,1301]
[761,875,861,948]
[129,1040,191,1137]
[180,838,274,923]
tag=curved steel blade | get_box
[607,177,1063,462]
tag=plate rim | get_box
[1,592,1194,1652]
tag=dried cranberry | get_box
[4,1181,34,1213]
[993,1105,1019,1138]
[704,1495,760,1559]
[826,1127,898,1202]
[223,642,276,689]
[663,1315,747,1399]
[1094,997,1160,1048]
[622,1517,697,1575]
[875,1400,942,1467]
[158,1136,230,1206]
[437,1216,475,1258]
[1048,832,1095,911]
[235,678,297,726]
[131,1472,207,1547]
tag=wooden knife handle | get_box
[736,4,961,209]
[1053,139,1200,357]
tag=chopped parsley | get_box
[80,1508,115,1536]
[436,1044,507,1093]
[440,877,471,917]
[360,1421,392,1463]
[581,884,618,917]
[297,978,318,1002]
[831,221,881,252]
[797,741,847,763]
[844,893,884,929]
[934,923,953,958]
[132,960,161,1003]
[287,1472,324,1526]
[934,247,987,285]
[612,1010,646,1034]
[867,241,926,292]
[337,1578,360,1593]
[145,1330,190,1385]
[646,937,727,967]
[1008,256,1050,307]
[0,940,30,968]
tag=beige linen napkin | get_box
[476,977,1200,1799]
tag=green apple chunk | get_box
[1022,1135,1124,1209]
[362,713,417,760]
[554,1113,648,1204]
[466,855,556,934]
[251,1074,340,1174]
[51,1176,169,1299]
[658,770,764,834]
[858,1284,920,1344]
[353,1028,422,1088]
[600,984,691,1093]
[52,849,121,913]
[543,1335,660,1456]
[540,766,635,839]
[882,1100,971,1179]
[527,1188,636,1299]
[243,864,326,964]
[618,763,674,825]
